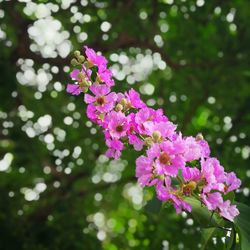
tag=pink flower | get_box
[84,83,117,113]
[156,181,192,213]
[84,46,107,68]
[143,121,177,140]
[201,192,223,210]
[98,68,114,87]
[224,172,241,193]
[135,107,168,134]
[70,67,91,81]
[66,84,81,95]
[218,200,239,222]
[135,155,158,187]
[183,136,204,161]
[147,141,185,177]
[125,89,146,109]
[105,138,123,160]
[182,167,201,182]
[197,139,210,158]
[66,46,242,221]
[86,104,98,123]
[67,67,92,96]
[105,111,129,139]
[201,158,225,193]
[128,134,144,151]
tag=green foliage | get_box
[235,202,250,250]
[0,0,250,249]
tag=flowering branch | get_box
[66,46,241,223]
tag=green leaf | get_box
[201,227,217,250]
[234,202,250,250]
[185,197,223,228]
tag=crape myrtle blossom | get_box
[66,46,242,222]
[84,83,117,113]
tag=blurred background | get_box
[0,0,250,249]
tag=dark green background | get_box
[0,0,249,249]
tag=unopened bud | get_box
[188,181,197,190]
[196,133,204,141]
[152,131,162,142]
[159,174,165,181]
[71,58,79,67]
[74,50,81,58]
[144,137,153,147]
[120,98,127,106]
[78,55,85,63]
[115,103,123,112]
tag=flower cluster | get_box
[66,46,241,221]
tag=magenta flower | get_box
[201,158,225,193]
[66,84,81,95]
[84,83,117,113]
[218,200,239,222]
[135,155,158,187]
[84,46,107,68]
[201,192,223,210]
[70,67,91,81]
[135,107,168,134]
[143,121,177,140]
[98,68,115,87]
[183,136,205,161]
[156,181,192,213]
[125,89,146,109]
[128,134,144,151]
[182,167,201,182]
[197,139,210,158]
[224,172,241,193]
[105,138,123,160]
[105,111,129,139]
[66,46,242,222]
[147,141,185,177]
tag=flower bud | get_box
[196,133,204,141]
[152,131,162,143]
[71,58,79,67]
[159,174,165,181]
[144,137,153,147]
[74,50,81,58]
[78,55,85,63]
[120,98,127,106]
[115,103,123,112]
[188,181,197,190]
